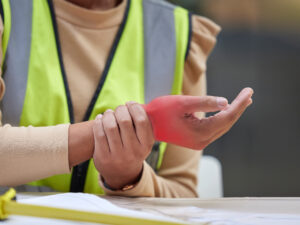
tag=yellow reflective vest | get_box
[0,0,191,193]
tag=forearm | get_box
[0,120,95,187]
[0,124,69,186]
[100,145,201,198]
[100,162,199,198]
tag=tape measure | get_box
[0,188,185,225]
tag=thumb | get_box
[182,95,228,113]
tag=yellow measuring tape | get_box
[0,188,185,225]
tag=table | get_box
[8,193,300,224]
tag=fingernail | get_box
[105,109,113,113]
[96,114,103,120]
[217,97,228,108]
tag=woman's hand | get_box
[144,88,254,150]
[93,103,154,190]
[92,88,253,189]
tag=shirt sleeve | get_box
[0,19,70,187]
[100,15,221,197]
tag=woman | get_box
[0,0,252,197]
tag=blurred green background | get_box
[168,0,300,197]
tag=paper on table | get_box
[186,207,300,225]
[143,206,300,225]
[3,193,184,225]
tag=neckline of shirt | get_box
[53,0,127,29]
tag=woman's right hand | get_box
[144,88,254,150]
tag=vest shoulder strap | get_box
[143,0,191,171]
[143,0,191,104]
[1,0,32,126]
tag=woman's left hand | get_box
[92,102,155,190]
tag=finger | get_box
[93,114,110,160]
[126,101,154,147]
[216,87,253,122]
[180,95,228,113]
[102,109,123,154]
[230,96,253,125]
[203,88,253,131]
[114,105,138,147]
[226,87,253,114]
[208,99,253,145]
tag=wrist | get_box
[68,121,95,168]
[102,164,144,191]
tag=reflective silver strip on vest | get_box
[143,0,176,170]
[143,0,176,104]
[1,0,33,126]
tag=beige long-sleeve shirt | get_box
[0,0,220,197]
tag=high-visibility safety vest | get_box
[0,0,191,193]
